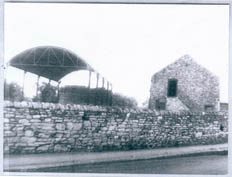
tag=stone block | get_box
[108,126,115,131]
[16,142,28,146]
[195,132,203,138]
[102,127,108,131]
[56,123,65,131]
[15,115,25,119]
[4,131,16,137]
[37,133,50,138]
[54,144,68,152]
[54,119,63,123]
[158,116,163,120]
[55,133,64,138]
[91,122,98,127]
[67,138,75,144]
[66,122,73,130]
[32,115,41,119]
[41,102,51,109]
[25,130,34,137]
[4,118,9,123]
[4,113,15,118]
[21,137,37,143]
[19,119,30,124]
[36,144,50,152]
[30,119,41,123]
[17,131,25,137]
[6,137,20,143]
[22,147,36,153]
[83,121,91,127]
[4,145,9,153]
[4,125,12,131]
[41,124,54,130]
[37,138,50,142]
[32,102,42,109]
[44,118,52,122]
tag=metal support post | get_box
[102,77,105,88]
[96,73,99,88]
[22,71,27,98]
[107,81,109,105]
[88,71,92,89]
[110,83,113,106]
[36,75,40,98]
[57,81,61,103]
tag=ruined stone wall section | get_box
[4,101,227,154]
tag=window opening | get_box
[204,105,214,112]
[168,79,177,97]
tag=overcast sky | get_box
[4,3,229,105]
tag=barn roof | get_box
[152,54,218,81]
[9,46,95,82]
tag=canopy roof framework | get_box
[8,46,113,105]
[9,46,95,82]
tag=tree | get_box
[141,98,149,109]
[112,93,138,108]
[33,82,58,103]
[4,81,24,101]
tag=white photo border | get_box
[0,1,231,176]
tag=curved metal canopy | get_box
[9,46,95,82]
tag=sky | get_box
[4,3,229,106]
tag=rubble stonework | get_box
[4,101,228,154]
[149,55,220,112]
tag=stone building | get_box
[149,55,220,112]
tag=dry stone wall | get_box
[3,101,228,154]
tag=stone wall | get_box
[149,55,220,112]
[4,101,228,154]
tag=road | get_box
[29,154,227,174]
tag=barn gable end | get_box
[149,55,220,112]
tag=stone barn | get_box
[149,55,220,112]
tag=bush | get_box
[59,86,138,108]
[4,81,24,101]
[112,93,138,108]
[33,82,58,103]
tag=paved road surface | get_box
[29,155,227,174]
[4,143,227,171]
